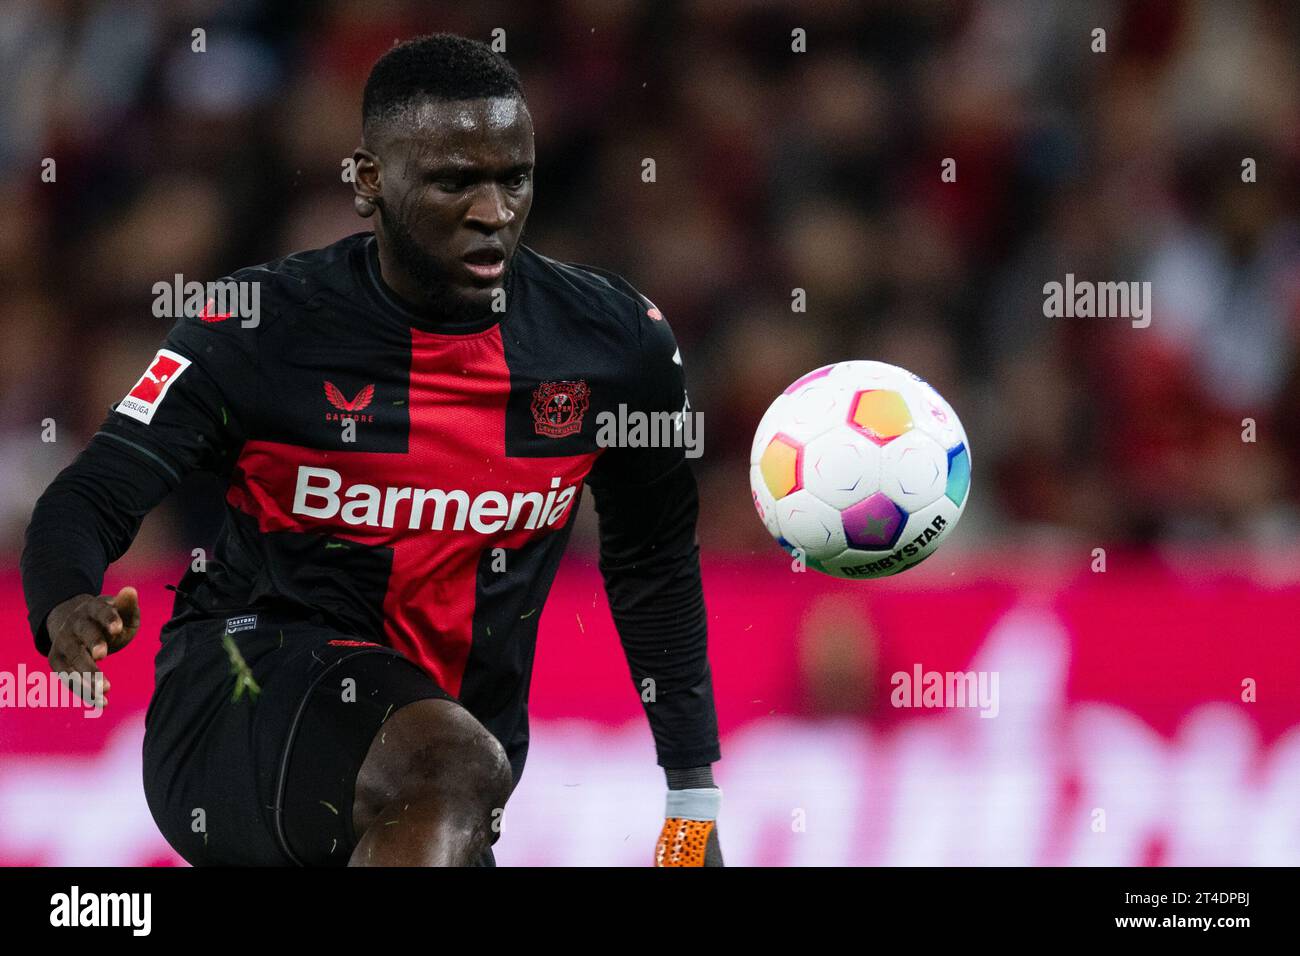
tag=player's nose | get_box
[465,184,514,231]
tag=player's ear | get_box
[352,148,380,217]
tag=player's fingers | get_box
[71,611,111,648]
[113,585,140,616]
[67,618,112,694]
[109,586,141,648]
[49,641,105,705]
[60,638,100,679]
[47,647,71,676]
[88,592,130,654]
[54,646,107,705]
[86,597,123,638]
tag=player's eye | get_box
[504,172,530,190]
[427,171,469,192]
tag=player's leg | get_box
[143,614,313,865]
[143,613,510,866]
[347,697,513,866]
[269,633,512,867]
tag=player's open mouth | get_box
[461,248,506,282]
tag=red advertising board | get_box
[2,552,1298,865]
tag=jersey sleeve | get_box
[589,458,721,768]
[21,308,257,654]
[97,310,258,482]
[584,296,691,489]
[585,295,720,768]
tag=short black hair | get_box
[362,34,523,134]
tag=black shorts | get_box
[141,610,487,866]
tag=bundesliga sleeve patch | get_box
[117,348,192,424]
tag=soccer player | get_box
[21,34,722,867]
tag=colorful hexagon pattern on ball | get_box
[749,361,971,580]
[847,389,913,446]
[945,443,971,507]
[758,433,802,500]
[841,492,906,550]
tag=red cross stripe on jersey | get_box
[225,327,599,694]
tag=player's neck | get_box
[364,234,508,333]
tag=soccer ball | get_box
[749,361,971,579]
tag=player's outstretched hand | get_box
[45,586,141,706]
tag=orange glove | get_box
[654,788,723,867]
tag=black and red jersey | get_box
[22,232,720,781]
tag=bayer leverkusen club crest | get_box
[531,381,590,438]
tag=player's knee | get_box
[417,708,512,812]
[355,698,512,827]
[450,722,513,814]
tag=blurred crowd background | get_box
[2,0,1298,566]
